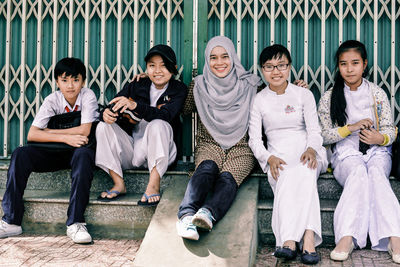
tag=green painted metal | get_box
[197,0,208,75]
[0,0,187,155]
[182,0,193,157]
[0,0,400,158]
[206,1,400,107]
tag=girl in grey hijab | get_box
[193,36,261,149]
[176,36,261,241]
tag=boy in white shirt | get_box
[0,57,99,244]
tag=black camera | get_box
[107,103,141,124]
[108,103,122,115]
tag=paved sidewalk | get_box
[0,234,141,266]
[255,245,399,267]
[0,235,399,266]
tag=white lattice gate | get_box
[0,0,399,158]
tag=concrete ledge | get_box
[257,199,337,245]
[134,176,259,267]
[0,160,193,194]
[0,190,155,239]
[258,172,400,200]
[0,168,189,195]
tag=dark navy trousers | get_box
[1,145,95,226]
[178,160,238,222]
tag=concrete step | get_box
[0,160,191,239]
[133,176,259,267]
[257,199,337,246]
[0,189,156,239]
[0,160,193,194]
[1,156,398,247]
[258,172,400,200]
[258,173,343,200]
[1,158,399,200]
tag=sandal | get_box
[137,193,161,207]
[97,190,126,202]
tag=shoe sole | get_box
[301,255,320,264]
[67,234,92,244]
[178,233,199,241]
[176,229,199,240]
[67,233,93,244]
[301,259,319,264]
[176,222,199,241]
[274,250,297,260]
[192,217,212,231]
[329,251,349,261]
[274,253,297,260]
[73,239,93,244]
[0,229,22,238]
[330,243,354,261]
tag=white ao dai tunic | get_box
[331,80,400,251]
[249,83,328,247]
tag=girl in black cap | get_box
[95,45,187,206]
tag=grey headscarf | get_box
[193,36,261,150]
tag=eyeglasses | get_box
[262,64,289,72]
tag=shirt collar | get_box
[150,82,169,91]
[62,90,82,112]
[344,78,367,92]
[266,81,291,95]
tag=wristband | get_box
[338,125,352,138]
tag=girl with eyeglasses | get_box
[318,40,400,263]
[249,44,328,265]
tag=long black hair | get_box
[330,40,368,126]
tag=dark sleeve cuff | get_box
[132,101,147,118]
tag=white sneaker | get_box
[192,208,214,231]
[0,220,22,238]
[176,216,199,241]
[67,223,92,244]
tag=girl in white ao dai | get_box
[318,40,400,264]
[249,44,328,265]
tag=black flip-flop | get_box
[97,190,126,202]
[137,193,160,206]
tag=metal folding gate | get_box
[0,0,399,158]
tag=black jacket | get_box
[100,77,188,154]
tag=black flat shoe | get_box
[274,246,297,260]
[301,250,320,265]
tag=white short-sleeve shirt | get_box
[32,87,99,129]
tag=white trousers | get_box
[95,119,177,178]
[333,152,400,251]
[268,161,324,247]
